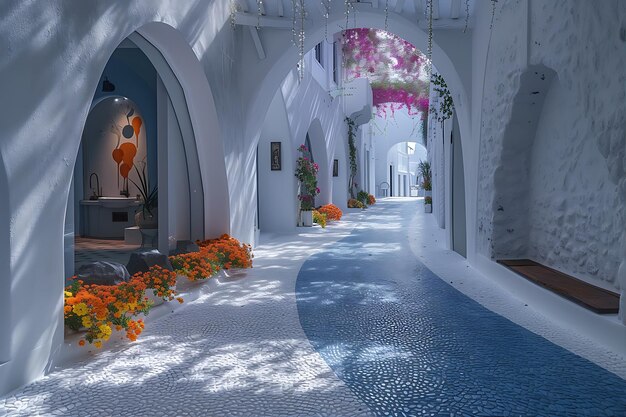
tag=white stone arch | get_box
[133,23,230,239]
[243,9,471,184]
[0,21,229,395]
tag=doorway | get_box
[451,115,467,257]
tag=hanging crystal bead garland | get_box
[323,0,330,41]
[384,0,389,31]
[299,0,306,80]
[463,0,469,33]
[344,0,353,30]
[256,0,263,29]
[292,0,298,45]
[427,0,433,73]
[230,0,238,30]
[490,0,497,29]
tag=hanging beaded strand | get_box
[323,0,330,41]
[299,0,306,80]
[384,0,389,31]
[292,0,298,45]
[463,0,469,33]
[230,0,238,30]
[256,0,263,29]
[490,0,497,29]
[427,0,433,73]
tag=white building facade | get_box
[0,0,625,396]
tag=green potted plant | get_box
[418,160,432,198]
[129,162,158,229]
[295,144,320,227]
[424,196,432,213]
[357,190,370,207]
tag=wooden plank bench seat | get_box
[497,259,620,314]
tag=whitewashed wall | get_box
[475,0,626,293]
[257,50,350,234]
[9,0,607,397]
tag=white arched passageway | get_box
[235,7,474,255]
[0,21,229,395]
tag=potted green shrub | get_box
[129,163,158,229]
[295,145,319,227]
[424,196,432,213]
[418,161,432,198]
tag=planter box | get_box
[424,190,432,198]
[301,210,313,227]
[424,204,432,213]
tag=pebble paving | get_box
[296,200,626,417]
[2,199,626,416]
[0,229,372,416]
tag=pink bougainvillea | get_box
[341,29,430,118]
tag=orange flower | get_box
[317,204,343,221]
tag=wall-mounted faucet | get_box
[89,172,101,200]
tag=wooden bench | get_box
[497,259,620,314]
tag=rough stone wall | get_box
[476,0,527,256]
[477,0,626,289]
[527,78,622,285]
[527,0,626,287]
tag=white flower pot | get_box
[301,210,313,227]
[424,204,432,213]
[424,190,432,198]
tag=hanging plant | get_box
[346,117,357,199]
[431,73,453,122]
[341,29,430,118]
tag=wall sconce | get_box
[102,77,115,92]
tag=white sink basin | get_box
[80,197,141,208]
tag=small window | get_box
[315,42,323,66]
[332,41,338,84]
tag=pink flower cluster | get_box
[372,88,430,118]
[341,28,430,119]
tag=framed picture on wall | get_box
[271,142,282,171]
[333,159,339,177]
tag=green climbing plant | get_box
[346,117,358,199]
[431,73,453,123]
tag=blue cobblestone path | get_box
[296,200,626,417]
